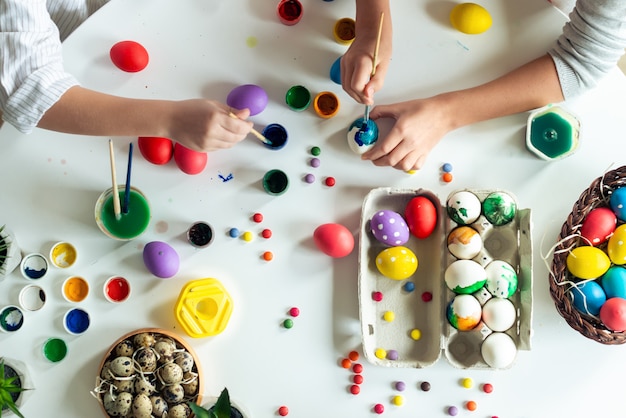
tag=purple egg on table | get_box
[143,241,180,278]
[226,84,268,116]
[370,210,410,246]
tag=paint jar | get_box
[103,276,131,303]
[263,169,289,196]
[20,253,49,280]
[62,276,89,303]
[49,241,78,268]
[526,105,581,161]
[187,222,214,248]
[63,307,90,335]
[0,305,24,333]
[262,124,288,150]
[313,91,340,118]
[43,337,68,363]
[277,0,303,26]
[95,185,151,241]
[334,18,356,45]
[285,85,311,111]
[19,284,46,312]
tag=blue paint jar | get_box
[63,308,90,335]
[262,124,288,150]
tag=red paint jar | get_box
[104,276,131,303]
[277,0,303,26]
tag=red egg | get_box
[313,223,354,258]
[138,136,174,165]
[581,207,617,246]
[110,40,149,72]
[173,143,208,175]
[600,297,626,331]
[405,196,438,239]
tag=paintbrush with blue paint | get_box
[361,11,384,131]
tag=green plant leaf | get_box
[188,402,212,418]
[213,388,232,418]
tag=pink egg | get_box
[226,84,268,116]
[370,210,409,246]
[600,297,626,331]
[143,241,179,278]
[581,207,617,246]
[313,223,354,258]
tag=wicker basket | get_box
[550,165,626,344]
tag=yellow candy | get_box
[375,246,418,280]
[450,3,492,35]
[242,231,254,242]
[410,329,422,340]
[566,246,611,279]
[608,224,626,265]
[383,311,395,322]
[375,348,387,359]
[462,377,473,388]
[392,395,404,406]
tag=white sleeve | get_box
[549,0,626,99]
[0,0,79,134]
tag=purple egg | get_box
[370,210,410,246]
[143,241,180,278]
[226,84,268,116]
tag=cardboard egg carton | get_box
[358,187,533,369]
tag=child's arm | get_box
[341,0,392,105]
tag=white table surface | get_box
[2,0,626,416]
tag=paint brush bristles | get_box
[108,139,122,221]
[122,142,134,214]
[228,112,271,145]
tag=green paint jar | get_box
[526,105,580,161]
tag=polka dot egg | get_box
[375,246,418,280]
[370,210,410,246]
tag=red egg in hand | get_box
[110,40,149,72]
[138,137,174,165]
[313,223,354,258]
[405,196,438,239]
[174,143,208,175]
[581,207,617,246]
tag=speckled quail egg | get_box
[150,395,169,418]
[159,362,183,384]
[133,332,156,348]
[154,340,176,364]
[174,351,194,373]
[181,371,198,396]
[134,348,157,373]
[115,340,135,357]
[134,376,156,395]
[162,384,185,404]
[112,378,135,394]
[132,393,153,418]
[100,360,112,379]
[103,391,133,417]
[168,403,191,418]
[110,356,134,377]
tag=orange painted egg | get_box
[404,196,438,239]
[173,143,208,175]
[138,137,174,165]
[110,40,149,72]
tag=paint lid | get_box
[261,124,288,150]
[187,222,214,248]
[277,0,303,26]
[63,307,90,335]
[49,241,78,268]
[334,18,356,45]
[103,276,131,303]
[313,91,340,118]
[19,284,46,311]
[174,278,233,338]
[62,276,90,303]
[20,253,49,280]
[263,169,289,196]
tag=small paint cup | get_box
[263,169,289,196]
[63,307,90,335]
[49,241,78,268]
[334,18,356,45]
[313,91,340,118]
[262,124,288,150]
[277,0,303,26]
[526,105,581,161]
[20,253,49,280]
[43,337,68,363]
[187,222,214,248]
[62,276,89,303]
[0,305,24,333]
[19,284,46,312]
[95,185,151,241]
[103,276,131,303]
[285,85,311,111]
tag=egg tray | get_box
[358,187,533,369]
[550,165,626,345]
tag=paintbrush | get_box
[363,11,385,126]
[108,139,121,221]
[122,142,134,214]
[228,112,271,145]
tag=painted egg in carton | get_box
[358,187,532,369]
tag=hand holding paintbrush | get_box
[363,11,385,125]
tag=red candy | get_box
[372,291,383,302]
[110,40,149,72]
[262,229,272,239]
[352,363,363,374]
[350,384,360,395]
[278,406,289,416]
[253,213,263,223]
[421,291,433,302]
[289,307,300,317]
[374,404,384,414]
[325,177,336,187]
[353,374,364,384]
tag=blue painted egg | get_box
[226,84,268,116]
[143,241,180,278]
[370,210,410,246]
[347,117,379,154]
[570,280,606,316]
[609,187,626,221]
[601,265,626,299]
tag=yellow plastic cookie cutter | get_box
[174,278,233,338]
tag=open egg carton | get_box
[358,187,533,369]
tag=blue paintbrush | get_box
[122,142,134,214]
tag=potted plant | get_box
[189,388,248,418]
[0,226,21,280]
[0,358,32,418]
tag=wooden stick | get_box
[371,11,385,77]
[228,112,271,145]
[108,139,121,220]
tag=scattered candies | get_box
[420,381,431,391]
[262,229,272,239]
[341,358,352,369]
[383,311,395,322]
[289,307,300,317]
[311,146,321,156]
[283,318,293,329]
[262,251,274,261]
[304,173,316,183]
[391,395,404,406]
[252,213,263,223]
[374,404,384,414]
[374,348,387,359]
[410,329,422,340]
[403,281,415,292]
[395,381,406,391]
[229,228,240,238]
[242,231,254,242]
[448,406,459,416]
[278,406,289,416]
[462,377,473,388]
[422,291,433,302]
[466,400,477,411]
[325,177,336,187]
[441,162,454,183]
[310,158,321,168]
[352,363,363,374]
[353,374,363,384]
[483,383,494,393]
[348,350,359,361]
[350,384,360,395]
[442,172,454,183]
[372,291,383,302]
[386,350,398,360]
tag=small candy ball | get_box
[313,223,354,258]
[447,226,483,259]
[375,246,418,280]
[370,210,410,246]
[347,117,379,154]
[226,84,268,116]
[482,191,516,226]
[446,294,482,330]
[485,260,518,298]
[447,191,482,225]
[481,332,517,369]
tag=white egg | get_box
[444,259,487,294]
[481,297,516,331]
[446,191,482,225]
[481,332,517,369]
[485,260,518,298]
[447,226,483,259]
